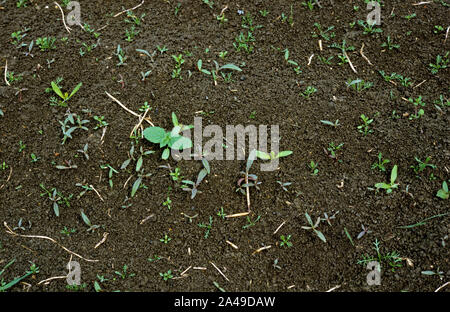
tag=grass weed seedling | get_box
[0,260,39,291]
[301,212,326,243]
[80,209,100,232]
[143,112,193,160]
[375,165,399,194]
[182,158,210,199]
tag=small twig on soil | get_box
[89,184,104,202]
[105,91,154,126]
[94,232,109,249]
[123,174,133,189]
[326,285,341,292]
[413,80,426,89]
[193,267,207,270]
[343,50,357,73]
[318,40,323,51]
[412,1,432,5]
[130,107,151,137]
[287,285,295,289]
[435,281,450,292]
[226,240,239,250]
[100,126,107,145]
[273,220,286,235]
[180,266,192,276]
[54,2,72,33]
[114,0,145,17]
[0,166,12,190]
[307,54,314,66]
[360,43,373,66]
[37,275,68,285]
[225,212,250,218]
[209,261,230,282]
[139,214,155,225]
[4,222,98,262]
[252,245,271,255]
[445,26,449,44]
[245,175,251,212]
[4,60,10,86]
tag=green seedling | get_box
[93,116,108,129]
[160,270,173,281]
[410,156,436,175]
[125,25,140,42]
[100,164,119,188]
[197,59,242,84]
[277,181,292,192]
[51,81,82,106]
[39,184,72,217]
[54,159,77,170]
[6,72,23,84]
[375,165,399,194]
[436,181,449,200]
[59,113,89,144]
[30,153,40,163]
[317,55,334,65]
[344,227,355,246]
[357,224,372,239]
[398,213,450,229]
[300,86,317,97]
[404,13,416,20]
[282,48,302,74]
[116,44,127,66]
[16,0,29,8]
[171,54,185,79]
[143,112,193,160]
[311,23,335,41]
[125,10,145,25]
[255,150,293,161]
[346,79,373,92]
[302,0,316,10]
[321,211,339,226]
[320,119,340,128]
[198,216,213,239]
[156,45,168,54]
[75,183,93,199]
[217,207,226,219]
[242,215,261,229]
[421,269,444,280]
[61,226,76,236]
[358,114,374,135]
[182,158,210,199]
[434,25,444,33]
[140,70,151,82]
[408,96,426,120]
[325,142,344,160]
[36,37,57,51]
[236,151,261,198]
[80,209,100,232]
[357,239,402,272]
[115,265,135,279]
[429,52,449,74]
[358,20,382,34]
[301,212,326,243]
[0,260,39,291]
[381,36,400,50]
[371,152,390,172]
[160,234,172,244]
[259,9,269,17]
[280,235,293,247]
[18,140,26,152]
[308,161,319,176]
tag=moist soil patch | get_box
[0,0,449,292]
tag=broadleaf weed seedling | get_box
[381,36,400,50]
[59,113,89,144]
[429,51,449,74]
[197,59,242,84]
[115,45,127,66]
[36,37,57,51]
[51,81,82,107]
[371,152,390,172]
[280,235,293,247]
[308,161,319,176]
[160,234,172,244]
[410,156,436,176]
[436,181,449,200]
[408,96,426,120]
[198,216,213,239]
[115,265,135,279]
[100,164,119,188]
[357,239,403,272]
[171,54,185,79]
[346,79,373,92]
[358,20,383,34]
[300,86,317,97]
[160,270,173,281]
[374,165,399,194]
[311,23,335,41]
[39,184,73,217]
[143,112,193,160]
[276,181,292,192]
[325,142,344,161]
[357,114,374,136]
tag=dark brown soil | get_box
[0,0,449,292]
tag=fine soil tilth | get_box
[0,0,449,292]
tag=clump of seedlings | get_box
[59,112,89,144]
[36,37,56,51]
[311,23,335,41]
[198,216,213,238]
[143,112,193,160]
[301,212,326,243]
[171,54,185,79]
[357,114,374,135]
[39,184,73,217]
[371,152,390,172]
[182,158,210,199]
[374,165,399,194]
[408,96,426,120]
[324,142,344,161]
[357,239,403,272]
[346,79,373,92]
[197,59,242,84]
[429,52,449,74]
